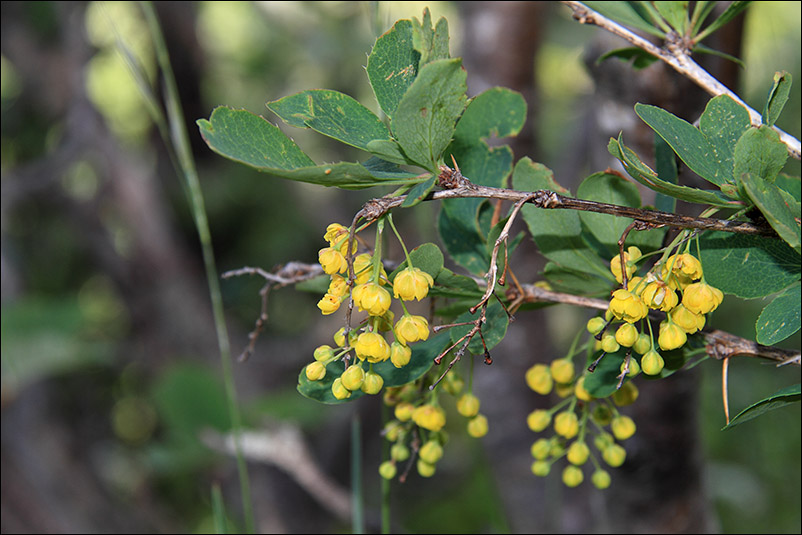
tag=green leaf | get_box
[449,300,508,355]
[653,1,689,34]
[691,43,745,68]
[198,106,314,169]
[388,242,444,282]
[699,231,801,299]
[733,125,789,185]
[513,158,617,280]
[542,263,613,296]
[776,173,801,203]
[430,268,482,299]
[722,383,800,430]
[392,58,467,170]
[401,175,437,207]
[197,108,420,189]
[738,172,801,253]
[763,71,792,127]
[266,90,391,151]
[366,19,419,119]
[581,1,666,37]
[596,47,659,69]
[756,282,801,345]
[635,103,729,186]
[441,87,525,242]
[365,139,413,165]
[576,171,666,256]
[437,207,490,276]
[583,350,626,398]
[696,1,752,42]
[608,136,740,207]
[654,133,678,213]
[295,274,330,294]
[411,7,450,66]
[699,95,751,185]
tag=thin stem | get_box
[140,3,254,532]
[386,213,412,266]
[561,0,801,159]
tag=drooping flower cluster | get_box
[303,222,436,401]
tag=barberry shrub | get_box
[197,5,800,492]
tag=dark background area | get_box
[1,2,800,533]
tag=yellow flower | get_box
[682,282,724,315]
[353,282,392,316]
[390,341,412,368]
[323,223,349,247]
[327,275,349,297]
[393,266,434,301]
[395,314,429,346]
[354,331,391,363]
[641,279,679,312]
[662,253,703,281]
[317,293,343,315]
[658,320,687,351]
[609,246,642,283]
[669,304,705,334]
[608,289,649,323]
[412,404,446,432]
[319,247,348,275]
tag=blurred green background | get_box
[1,1,799,533]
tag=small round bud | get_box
[586,316,606,335]
[601,332,621,354]
[379,460,397,480]
[566,441,590,466]
[391,443,410,462]
[594,431,614,452]
[442,372,464,396]
[331,377,351,400]
[611,415,636,441]
[550,359,575,384]
[384,420,404,442]
[531,460,551,477]
[394,402,415,422]
[615,323,639,347]
[305,361,326,381]
[633,332,651,355]
[390,342,412,368]
[419,440,444,464]
[456,393,481,418]
[527,409,552,432]
[562,465,584,487]
[467,414,489,438]
[612,381,639,406]
[574,376,593,402]
[314,345,335,362]
[530,438,551,460]
[554,411,579,439]
[658,321,687,351]
[602,443,627,467]
[641,349,665,376]
[417,460,436,478]
[620,357,639,377]
[525,364,553,395]
[592,469,612,489]
[412,404,447,432]
[340,364,365,391]
[591,405,613,427]
[361,370,384,395]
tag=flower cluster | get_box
[303,222,436,401]
[525,358,637,488]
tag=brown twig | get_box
[561,0,801,160]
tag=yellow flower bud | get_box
[394,402,415,422]
[594,431,614,451]
[612,381,639,406]
[419,440,443,464]
[331,377,351,400]
[314,345,335,362]
[550,359,575,384]
[390,341,412,368]
[417,460,436,477]
[531,460,551,477]
[586,316,606,335]
[670,304,705,334]
[602,444,627,467]
[592,469,611,489]
[567,440,590,465]
[527,409,552,432]
[361,370,384,395]
[412,404,447,432]
[574,376,593,402]
[658,320,687,351]
[525,364,553,395]
[615,323,639,347]
[393,266,435,301]
[305,361,326,381]
[323,223,348,245]
[378,460,397,480]
[467,413,489,437]
[457,393,481,418]
[394,314,429,346]
[601,332,620,354]
[633,332,651,355]
[531,438,551,460]
[554,411,579,439]
[391,443,410,462]
[562,465,584,487]
[611,415,636,440]
[341,364,365,391]
[641,349,665,375]
[609,246,642,283]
